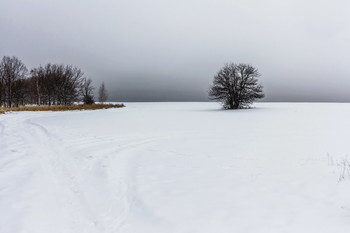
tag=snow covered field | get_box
[1,102,350,233]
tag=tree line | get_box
[0,56,108,108]
[1,56,264,110]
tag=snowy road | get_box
[0,103,350,233]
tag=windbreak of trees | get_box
[0,56,28,107]
[0,56,101,107]
[30,64,85,106]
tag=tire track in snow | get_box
[0,114,35,170]
[1,112,174,233]
[0,112,102,233]
[23,117,105,233]
[0,113,47,233]
[53,129,170,232]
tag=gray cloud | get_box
[1,0,350,102]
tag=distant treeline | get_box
[0,56,107,108]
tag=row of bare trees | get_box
[0,56,28,107]
[0,56,108,108]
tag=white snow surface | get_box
[1,102,350,233]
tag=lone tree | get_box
[209,63,264,109]
[98,82,108,103]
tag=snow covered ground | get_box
[0,102,350,233]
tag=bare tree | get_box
[0,56,99,107]
[80,78,95,104]
[209,63,264,109]
[98,82,108,103]
[30,64,85,106]
[0,56,28,107]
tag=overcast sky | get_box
[1,0,350,102]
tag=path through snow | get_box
[1,103,350,233]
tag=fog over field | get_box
[1,0,350,102]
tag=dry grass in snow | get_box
[0,103,125,113]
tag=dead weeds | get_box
[0,104,125,113]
